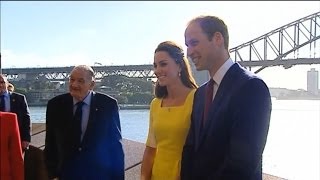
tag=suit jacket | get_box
[44,92,124,180]
[9,92,31,142]
[0,112,24,180]
[181,63,272,180]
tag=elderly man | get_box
[44,65,124,180]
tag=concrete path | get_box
[30,123,287,180]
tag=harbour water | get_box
[28,99,319,180]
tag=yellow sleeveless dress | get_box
[146,89,196,180]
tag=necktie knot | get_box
[206,79,214,100]
[76,101,84,108]
[74,101,84,121]
[207,78,214,88]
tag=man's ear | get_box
[213,32,224,47]
[90,80,96,89]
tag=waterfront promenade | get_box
[29,123,286,180]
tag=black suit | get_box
[44,91,124,180]
[181,63,272,180]
[9,92,31,142]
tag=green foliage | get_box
[13,74,155,105]
[100,75,154,104]
[113,94,129,104]
[14,88,27,94]
[128,92,154,104]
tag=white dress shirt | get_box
[211,58,235,101]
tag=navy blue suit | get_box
[9,92,31,142]
[181,63,272,180]
[44,92,124,180]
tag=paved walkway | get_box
[30,123,287,180]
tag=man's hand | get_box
[22,141,30,151]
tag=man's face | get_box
[185,22,218,72]
[0,75,8,94]
[68,68,94,101]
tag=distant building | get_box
[307,68,319,95]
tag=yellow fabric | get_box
[146,89,196,180]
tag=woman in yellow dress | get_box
[141,41,198,180]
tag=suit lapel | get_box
[194,86,206,149]
[67,95,74,121]
[65,94,75,130]
[198,79,228,143]
[195,81,229,150]
[9,92,16,112]
[81,92,97,145]
[196,64,241,150]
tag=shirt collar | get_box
[73,91,92,106]
[0,91,9,97]
[212,58,234,86]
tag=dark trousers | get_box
[24,145,49,180]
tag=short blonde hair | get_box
[7,83,14,92]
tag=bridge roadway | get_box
[3,57,320,81]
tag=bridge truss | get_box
[4,65,155,81]
[230,11,320,73]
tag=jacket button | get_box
[78,147,82,151]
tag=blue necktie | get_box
[0,95,5,112]
[74,101,84,144]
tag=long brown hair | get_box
[154,41,197,98]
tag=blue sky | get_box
[1,1,320,89]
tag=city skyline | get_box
[1,1,319,90]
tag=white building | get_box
[307,68,319,95]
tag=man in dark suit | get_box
[24,145,49,180]
[44,65,124,180]
[0,74,31,151]
[181,16,272,180]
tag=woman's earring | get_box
[178,72,181,77]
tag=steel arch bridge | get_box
[3,12,320,81]
[230,11,320,73]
